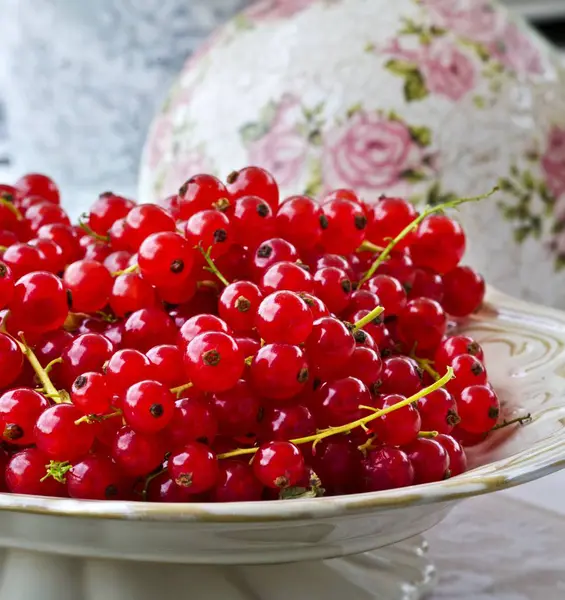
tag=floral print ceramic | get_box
[139,0,565,307]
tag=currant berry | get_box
[184,210,233,259]
[310,437,361,496]
[6,448,66,497]
[211,460,264,502]
[15,173,60,204]
[10,271,69,334]
[375,253,416,292]
[125,204,176,250]
[63,259,113,313]
[166,391,219,449]
[313,266,352,315]
[184,331,244,393]
[25,201,70,232]
[434,336,484,373]
[71,372,112,415]
[361,447,414,492]
[409,268,444,303]
[105,348,154,395]
[138,231,195,287]
[249,238,299,280]
[319,198,367,254]
[446,354,488,396]
[313,377,370,427]
[255,290,313,345]
[260,261,313,295]
[0,332,24,389]
[435,434,467,476]
[397,298,447,352]
[122,307,177,352]
[305,317,355,380]
[168,442,220,494]
[380,357,423,397]
[0,388,50,445]
[409,215,465,274]
[29,238,66,273]
[347,346,383,394]
[297,292,329,320]
[1,243,44,279]
[35,404,96,461]
[104,250,132,274]
[275,195,323,250]
[347,289,381,314]
[253,441,305,489]
[108,217,134,251]
[178,174,229,218]
[250,343,309,400]
[404,438,450,483]
[67,454,123,500]
[32,328,73,385]
[370,394,421,445]
[37,223,82,264]
[212,379,262,438]
[110,272,157,318]
[260,403,316,442]
[231,195,276,249]
[227,166,279,212]
[178,314,230,347]
[457,385,499,434]
[146,344,185,387]
[88,192,135,235]
[366,274,407,316]
[367,197,418,250]
[112,426,165,477]
[417,388,459,434]
[219,281,263,333]
[442,266,486,317]
[60,333,114,387]
[123,380,175,434]
[313,254,355,281]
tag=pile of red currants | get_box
[0,168,502,502]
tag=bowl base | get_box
[0,535,436,600]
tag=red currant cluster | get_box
[0,168,503,502]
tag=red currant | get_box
[404,438,450,483]
[219,281,263,333]
[231,195,276,249]
[435,434,467,476]
[211,460,264,502]
[6,448,66,496]
[89,192,135,235]
[397,298,447,352]
[178,174,229,218]
[0,332,24,389]
[63,259,113,313]
[313,377,370,427]
[380,357,423,397]
[138,231,195,287]
[168,442,219,494]
[146,344,185,387]
[435,335,484,372]
[212,379,262,438]
[366,274,406,317]
[123,380,175,434]
[313,266,352,315]
[253,441,305,489]
[320,198,367,254]
[112,426,165,477]
[227,166,279,212]
[166,391,218,449]
[110,273,157,318]
[71,372,112,415]
[249,237,299,280]
[67,454,124,500]
[409,215,465,274]
[255,290,313,345]
[275,195,322,250]
[125,204,176,250]
[260,261,313,295]
[442,266,485,317]
[361,447,414,492]
[305,317,355,380]
[0,387,49,445]
[417,388,459,434]
[457,384,499,434]
[367,197,418,250]
[122,307,177,352]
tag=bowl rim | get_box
[2,286,564,523]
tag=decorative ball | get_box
[139,0,565,307]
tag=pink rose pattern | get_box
[322,111,424,190]
[489,23,543,76]
[542,127,565,204]
[245,0,317,21]
[242,94,309,187]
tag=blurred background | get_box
[0,0,564,204]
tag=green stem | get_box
[197,244,229,287]
[491,413,532,431]
[112,264,138,277]
[0,197,22,220]
[359,187,499,287]
[170,382,194,397]
[218,367,454,459]
[418,431,439,438]
[78,213,110,242]
[44,357,63,374]
[352,305,385,332]
[357,240,386,253]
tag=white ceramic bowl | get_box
[0,288,564,600]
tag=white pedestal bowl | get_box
[0,288,564,600]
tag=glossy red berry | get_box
[249,238,299,279]
[313,266,352,315]
[297,291,329,320]
[435,434,467,476]
[67,454,123,500]
[253,441,305,489]
[38,223,82,264]
[366,274,407,316]
[231,195,276,249]
[166,391,219,449]
[404,438,450,484]
[29,238,66,273]
[146,344,185,387]
[346,346,383,394]
[434,335,484,373]
[184,210,233,259]
[138,231,195,287]
[110,272,157,318]
[89,192,135,235]
[0,332,24,389]
[15,173,60,204]
[255,290,313,345]
[178,174,229,218]
[0,263,14,311]
[260,261,313,295]
[417,388,459,434]
[305,317,355,380]
[212,380,262,438]
[309,437,361,496]
[313,377,370,427]
[112,426,165,477]
[347,289,381,314]
[63,259,113,313]
[10,271,69,334]
[211,460,264,502]
[457,385,499,434]
[218,281,263,333]
[367,197,418,250]
[125,204,176,250]
[168,442,220,494]
[0,388,49,445]
[446,354,488,396]
[398,298,447,352]
[227,166,279,212]
[409,215,465,274]
[442,266,486,317]
[71,372,112,415]
[260,403,316,442]
[370,394,421,445]
[409,268,444,303]
[122,307,177,352]
[105,348,154,395]
[361,447,414,492]
[380,357,423,397]
[178,314,230,347]
[250,343,309,400]
[35,404,96,461]
[184,331,244,393]
[123,380,175,434]
[275,195,323,250]
[2,243,44,279]
[60,333,114,387]
[25,201,70,232]
[375,253,416,292]
[6,448,66,497]
[320,198,367,254]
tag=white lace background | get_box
[1,2,565,598]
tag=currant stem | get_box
[141,466,167,501]
[217,367,455,460]
[357,240,386,253]
[358,187,499,287]
[197,244,229,287]
[491,413,532,431]
[0,197,22,221]
[170,382,194,397]
[15,333,70,404]
[411,356,440,381]
[418,431,439,438]
[44,357,63,374]
[352,305,385,331]
[74,409,123,426]
[112,264,138,277]
[78,213,110,243]
[0,245,6,253]
[41,460,72,483]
